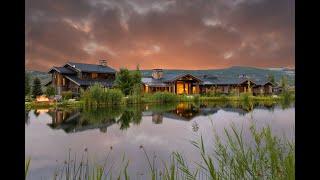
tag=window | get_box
[177,82,189,94]
[62,78,66,86]
[192,86,196,94]
[91,73,98,79]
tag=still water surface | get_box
[25,102,294,179]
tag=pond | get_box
[25,101,295,179]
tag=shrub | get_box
[193,94,200,102]
[89,83,105,105]
[240,92,252,102]
[62,91,73,100]
[151,92,179,103]
[204,90,224,97]
[280,90,294,108]
[219,94,228,101]
[240,92,254,110]
[81,84,124,107]
[229,88,239,96]
[104,89,124,105]
[25,96,33,102]
[126,84,142,104]
[45,86,56,97]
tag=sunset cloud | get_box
[25,0,295,70]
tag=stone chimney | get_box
[99,59,107,66]
[152,69,163,79]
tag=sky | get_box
[25,0,295,71]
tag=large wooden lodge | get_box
[141,69,274,95]
[46,60,275,96]
[46,60,116,95]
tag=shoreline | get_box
[25,95,294,110]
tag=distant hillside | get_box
[26,70,51,87]
[26,66,295,87]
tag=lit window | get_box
[92,73,98,79]
[177,82,189,94]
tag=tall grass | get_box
[188,124,295,179]
[149,92,179,103]
[81,84,124,107]
[26,124,294,180]
[25,157,31,180]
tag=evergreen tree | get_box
[32,77,43,97]
[267,74,276,84]
[25,72,31,96]
[131,65,142,85]
[280,75,288,91]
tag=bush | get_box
[62,91,73,100]
[203,90,224,97]
[89,83,105,105]
[81,83,124,107]
[229,88,239,96]
[45,86,56,97]
[219,94,228,101]
[126,84,142,104]
[151,92,179,103]
[104,89,124,105]
[193,94,200,102]
[280,90,294,108]
[240,92,254,110]
[25,96,33,102]
[240,92,251,102]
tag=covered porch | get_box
[170,74,202,95]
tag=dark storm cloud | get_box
[25,0,295,70]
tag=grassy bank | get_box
[25,124,294,180]
[25,100,83,111]
[26,90,294,110]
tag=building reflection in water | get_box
[192,121,199,132]
[25,110,30,125]
[152,113,163,124]
[47,108,118,133]
[41,102,281,133]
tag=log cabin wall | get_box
[52,72,64,86]
[80,72,115,80]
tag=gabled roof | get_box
[253,79,275,86]
[165,73,203,82]
[64,75,114,87]
[44,80,52,86]
[65,62,117,73]
[141,73,202,86]
[48,67,76,74]
[200,76,256,85]
[141,77,170,87]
